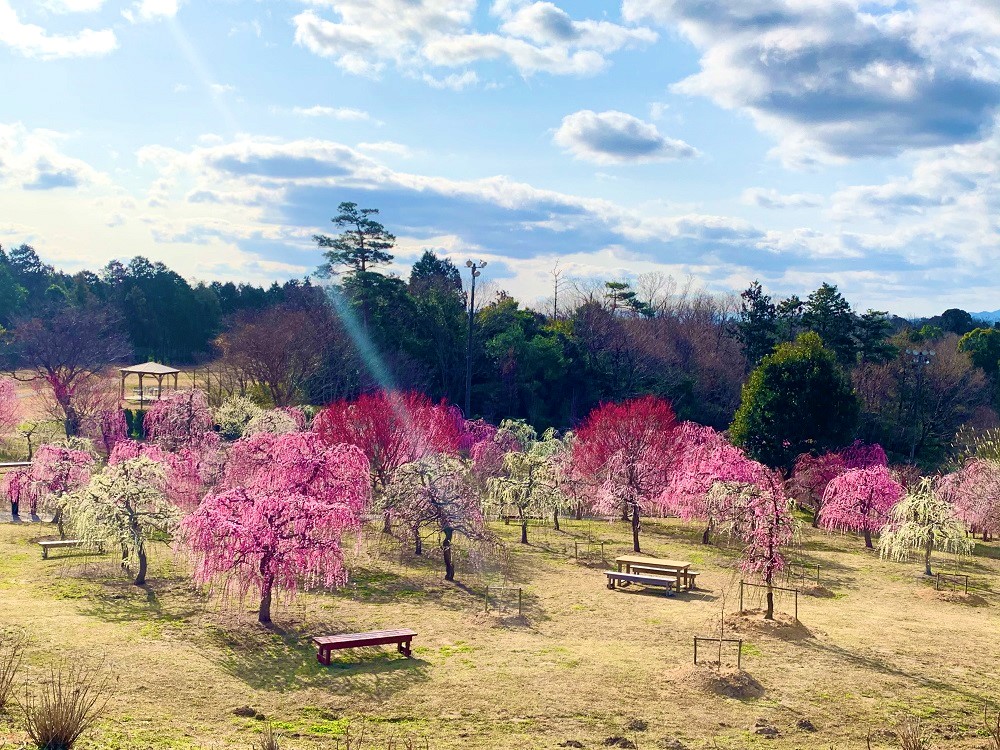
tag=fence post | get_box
[965,575,969,594]
[794,590,798,622]
[936,573,941,591]
[574,541,579,559]
[693,636,697,665]
[739,581,744,612]
[737,639,743,670]
[600,542,605,562]
[484,585,489,613]
[518,588,522,616]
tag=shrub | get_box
[214,396,264,440]
[22,664,111,749]
[254,724,281,750]
[0,630,24,712]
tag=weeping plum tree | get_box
[819,466,903,549]
[734,477,794,620]
[314,390,464,534]
[488,450,562,544]
[182,432,370,625]
[939,459,1000,541]
[68,456,180,585]
[662,422,775,545]
[789,442,888,526]
[879,478,972,576]
[0,377,22,435]
[572,395,679,553]
[2,468,37,518]
[31,443,96,538]
[388,455,488,580]
[143,389,215,452]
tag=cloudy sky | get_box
[2,0,999,315]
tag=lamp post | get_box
[906,348,935,460]
[464,260,487,416]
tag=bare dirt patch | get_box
[915,588,988,606]
[801,584,835,598]
[723,609,813,640]
[666,664,764,700]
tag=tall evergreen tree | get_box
[314,202,395,277]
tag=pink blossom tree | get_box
[92,408,129,455]
[31,443,97,538]
[0,378,23,435]
[182,432,370,624]
[938,459,1000,541]
[388,455,489,580]
[144,390,215,452]
[109,439,218,511]
[819,466,904,548]
[736,478,794,620]
[572,396,679,552]
[662,422,776,545]
[788,441,887,526]
[2,468,38,519]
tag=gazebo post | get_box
[139,373,145,409]
[156,374,164,400]
[120,372,125,401]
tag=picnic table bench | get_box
[615,555,699,590]
[605,570,676,597]
[38,539,103,559]
[313,629,417,666]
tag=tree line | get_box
[3,201,1000,471]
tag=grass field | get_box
[0,514,997,749]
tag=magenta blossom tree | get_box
[0,378,23,435]
[110,439,219,511]
[2,468,38,518]
[819,465,904,549]
[788,441,887,527]
[182,432,370,625]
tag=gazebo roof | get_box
[119,361,180,376]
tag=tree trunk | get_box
[382,513,392,535]
[443,528,455,581]
[134,546,147,586]
[53,509,65,540]
[863,527,873,549]
[10,500,17,518]
[764,588,775,620]
[631,505,641,553]
[553,507,560,532]
[413,525,422,556]
[924,532,934,576]
[702,520,712,545]
[520,520,528,545]
[259,579,274,624]
[575,503,583,521]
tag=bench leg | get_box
[607,579,615,590]
[317,647,331,666]
[42,548,48,560]
[398,640,412,658]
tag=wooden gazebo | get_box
[119,362,180,408]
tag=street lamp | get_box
[905,348,935,460]
[464,260,487,416]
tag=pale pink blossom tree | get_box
[182,432,370,624]
[572,396,679,553]
[662,422,776,544]
[109,439,218,511]
[0,378,23,435]
[736,477,794,620]
[938,459,1000,541]
[144,390,215,452]
[789,441,888,526]
[819,466,904,548]
[388,455,489,580]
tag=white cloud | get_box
[624,0,1000,162]
[43,0,106,12]
[290,105,371,120]
[421,70,478,90]
[0,0,116,59]
[294,0,657,81]
[209,83,237,96]
[741,188,823,210]
[123,0,179,23]
[0,122,104,190]
[554,110,699,164]
[356,141,413,158]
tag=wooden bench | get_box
[630,564,701,590]
[313,629,417,666]
[604,571,676,597]
[38,539,103,559]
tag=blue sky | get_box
[2,0,999,316]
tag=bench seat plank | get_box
[313,629,417,665]
[604,570,676,597]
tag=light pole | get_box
[906,348,935,460]
[464,260,487,416]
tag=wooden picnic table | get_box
[615,555,695,590]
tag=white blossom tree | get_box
[879,478,972,576]
[68,456,181,586]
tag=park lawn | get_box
[0,515,997,749]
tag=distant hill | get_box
[972,310,1000,324]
